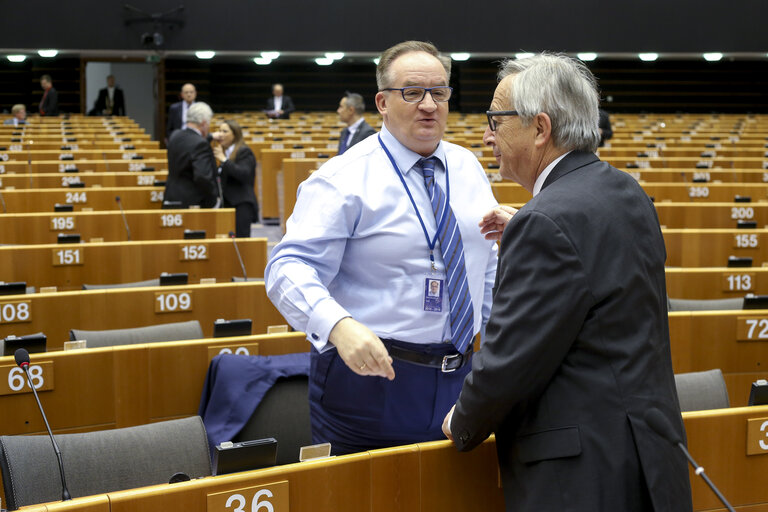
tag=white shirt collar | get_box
[225,145,234,159]
[379,123,446,175]
[532,151,571,196]
[347,117,364,134]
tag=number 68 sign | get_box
[207,481,288,512]
[0,362,55,396]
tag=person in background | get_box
[212,120,259,237]
[92,75,126,116]
[599,108,613,146]
[39,75,58,116]
[265,83,295,119]
[164,102,218,208]
[443,53,692,511]
[3,104,26,126]
[167,83,197,139]
[336,92,376,155]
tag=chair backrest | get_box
[69,320,203,348]
[233,375,311,466]
[82,278,160,290]
[674,369,730,412]
[667,297,744,311]
[0,416,212,510]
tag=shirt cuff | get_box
[305,298,351,352]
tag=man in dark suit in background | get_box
[443,53,692,511]
[164,102,218,208]
[92,75,126,116]
[265,83,295,119]
[39,74,58,116]
[336,92,376,155]
[166,83,197,140]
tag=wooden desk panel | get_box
[0,171,168,190]
[665,267,768,299]
[28,160,168,174]
[0,186,164,213]
[0,209,234,244]
[0,238,267,290]
[259,149,335,219]
[663,229,768,267]
[0,282,284,350]
[281,158,323,227]
[656,202,768,229]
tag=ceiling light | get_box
[195,51,215,59]
[515,52,534,60]
[577,52,597,61]
[638,53,658,62]
[261,52,280,60]
[325,52,344,60]
[373,57,380,65]
[315,57,334,66]
[703,52,723,62]
[450,53,471,61]
[253,57,272,65]
[38,50,58,58]
[7,55,26,63]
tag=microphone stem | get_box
[24,367,71,501]
[677,442,734,512]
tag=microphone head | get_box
[645,407,682,445]
[115,196,121,202]
[14,347,30,368]
[229,231,235,238]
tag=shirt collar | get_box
[348,117,364,133]
[225,145,234,159]
[186,125,202,137]
[379,123,446,175]
[532,151,571,196]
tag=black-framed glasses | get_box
[381,86,453,103]
[486,110,518,131]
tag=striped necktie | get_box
[420,157,474,353]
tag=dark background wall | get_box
[1,0,765,53]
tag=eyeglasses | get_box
[486,110,519,131]
[381,86,453,103]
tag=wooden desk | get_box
[0,209,234,244]
[0,186,165,213]
[259,149,335,219]
[663,228,768,267]
[655,202,768,229]
[0,281,284,349]
[0,238,267,290]
[27,159,168,173]
[666,267,768,299]
[0,171,169,190]
[281,158,322,227]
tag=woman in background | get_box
[213,120,259,237]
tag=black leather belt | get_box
[385,342,472,373]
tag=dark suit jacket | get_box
[220,145,259,209]
[599,109,613,147]
[166,101,191,139]
[164,128,218,208]
[337,119,376,154]
[93,87,125,116]
[265,96,295,119]
[39,87,58,116]
[451,151,692,511]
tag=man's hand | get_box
[329,317,395,380]
[442,405,456,442]
[478,205,518,241]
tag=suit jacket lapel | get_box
[541,151,600,191]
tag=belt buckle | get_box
[441,353,461,373]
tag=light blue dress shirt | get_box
[265,124,498,351]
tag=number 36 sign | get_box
[207,481,288,512]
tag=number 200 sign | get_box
[207,481,288,512]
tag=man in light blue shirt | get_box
[265,40,498,454]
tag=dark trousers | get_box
[308,339,472,455]
[229,202,258,238]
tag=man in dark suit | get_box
[39,75,58,116]
[166,83,197,140]
[92,75,126,116]
[443,54,692,511]
[164,102,218,208]
[336,92,376,155]
[265,83,295,119]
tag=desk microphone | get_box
[230,231,247,281]
[14,348,72,502]
[0,190,6,213]
[115,196,131,241]
[644,408,734,512]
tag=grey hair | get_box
[376,40,451,90]
[186,102,213,125]
[344,92,365,114]
[498,53,600,152]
